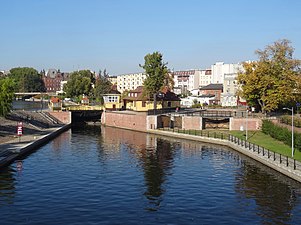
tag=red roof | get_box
[50,97,60,103]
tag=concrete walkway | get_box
[0,125,70,169]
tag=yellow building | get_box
[103,90,123,110]
[123,86,180,112]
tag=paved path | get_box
[0,126,67,168]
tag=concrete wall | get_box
[48,111,71,124]
[229,118,262,131]
[147,116,157,129]
[182,116,203,130]
[102,111,262,132]
[102,111,147,132]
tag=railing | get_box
[157,127,301,172]
[66,105,104,111]
[147,108,177,115]
[185,110,233,118]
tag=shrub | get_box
[262,120,301,151]
[280,115,301,128]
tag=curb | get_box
[148,129,301,183]
[0,124,71,169]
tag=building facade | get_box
[43,69,69,94]
[199,83,223,105]
[172,70,200,95]
[107,75,117,85]
[117,72,147,93]
[199,69,212,87]
[211,62,243,84]
[220,73,239,107]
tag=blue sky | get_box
[1,0,301,75]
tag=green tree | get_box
[140,51,169,110]
[0,78,16,116]
[237,39,301,113]
[94,69,112,103]
[9,67,45,92]
[64,70,94,99]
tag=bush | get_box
[262,120,301,151]
[280,115,301,128]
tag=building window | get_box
[142,101,146,107]
[168,101,171,107]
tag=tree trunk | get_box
[153,93,157,111]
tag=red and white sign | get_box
[17,122,23,136]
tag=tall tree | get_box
[140,52,169,110]
[9,67,45,92]
[0,78,16,116]
[237,39,301,113]
[64,70,94,99]
[94,69,112,103]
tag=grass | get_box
[229,130,301,161]
[160,127,301,161]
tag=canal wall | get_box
[48,111,71,124]
[101,111,301,182]
[0,124,71,168]
[147,129,301,183]
[102,111,148,132]
[229,117,262,131]
[0,124,71,169]
[102,111,261,131]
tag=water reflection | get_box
[140,139,176,211]
[12,100,48,111]
[0,124,301,224]
[0,167,16,206]
[236,159,301,224]
[101,126,176,211]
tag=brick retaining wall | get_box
[230,118,262,131]
[48,111,71,124]
[102,111,147,132]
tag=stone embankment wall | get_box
[182,116,203,130]
[48,111,71,124]
[229,118,262,131]
[102,111,147,132]
[102,112,262,131]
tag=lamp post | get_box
[246,106,248,141]
[283,107,294,157]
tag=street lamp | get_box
[283,107,294,157]
[246,106,248,141]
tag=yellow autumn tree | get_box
[237,39,301,113]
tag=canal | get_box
[0,124,301,224]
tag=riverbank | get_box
[148,129,301,183]
[0,111,71,168]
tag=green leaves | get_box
[8,67,45,92]
[64,70,94,99]
[140,51,168,98]
[238,39,301,113]
[94,72,112,101]
[0,78,15,116]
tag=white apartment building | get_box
[199,69,212,87]
[211,62,243,84]
[173,70,200,95]
[217,62,247,107]
[108,75,117,85]
[220,73,239,107]
[117,72,147,93]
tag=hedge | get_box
[262,120,301,151]
[280,115,301,128]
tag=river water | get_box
[0,124,301,225]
